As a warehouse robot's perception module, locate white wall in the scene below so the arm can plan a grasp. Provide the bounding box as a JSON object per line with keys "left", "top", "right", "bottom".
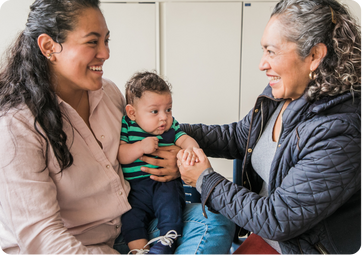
{"left": 0, "top": 0, "right": 34, "bottom": 64}
{"left": 0, "top": 0, "right": 360, "bottom": 180}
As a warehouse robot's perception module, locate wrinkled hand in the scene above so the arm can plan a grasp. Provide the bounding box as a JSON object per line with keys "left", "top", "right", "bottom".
{"left": 177, "top": 147, "right": 211, "bottom": 187}
{"left": 141, "top": 137, "right": 159, "bottom": 154}
{"left": 140, "top": 145, "right": 181, "bottom": 182}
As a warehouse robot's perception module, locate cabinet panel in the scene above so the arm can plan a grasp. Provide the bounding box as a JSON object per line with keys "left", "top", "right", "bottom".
{"left": 161, "top": 2, "right": 242, "bottom": 179}
{"left": 340, "top": 0, "right": 361, "bottom": 23}
{"left": 100, "top": 3, "right": 157, "bottom": 94}
{"left": 0, "top": 0, "right": 33, "bottom": 63}
{"left": 161, "top": 2, "right": 241, "bottom": 125}
{"left": 240, "top": 1, "right": 277, "bottom": 120}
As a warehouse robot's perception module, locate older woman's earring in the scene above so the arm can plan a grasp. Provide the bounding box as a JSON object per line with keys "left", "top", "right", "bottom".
{"left": 309, "top": 70, "right": 316, "bottom": 80}
{"left": 47, "top": 53, "right": 53, "bottom": 60}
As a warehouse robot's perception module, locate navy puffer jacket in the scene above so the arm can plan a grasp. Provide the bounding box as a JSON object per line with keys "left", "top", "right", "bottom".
{"left": 181, "top": 86, "right": 361, "bottom": 254}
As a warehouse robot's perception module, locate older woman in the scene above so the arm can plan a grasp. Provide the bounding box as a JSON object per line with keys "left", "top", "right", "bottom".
{"left": 175, "top": 0, "right": 361, "bottom": 253}
{"left": 0, "top": 0, "right": 234, "bottom": 253}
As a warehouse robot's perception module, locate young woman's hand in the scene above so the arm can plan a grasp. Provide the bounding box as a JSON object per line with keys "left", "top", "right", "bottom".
{"left": 177, "top": 148, "right": 211, "bottom": 187}
{"left": 140, "top": 145, "right": 181, "bottom": 182}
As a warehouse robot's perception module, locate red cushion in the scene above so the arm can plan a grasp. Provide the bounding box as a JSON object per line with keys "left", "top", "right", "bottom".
{"left": 233, "top": 233, "right": 279, "bottom": 254}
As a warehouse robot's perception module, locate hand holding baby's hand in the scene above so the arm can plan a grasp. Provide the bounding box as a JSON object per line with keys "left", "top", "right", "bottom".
{"left": 182, "top": 147, "right": 199, "bottom": 166}
{"left": 141, "top": 137, "right": 159, "bottom": 154}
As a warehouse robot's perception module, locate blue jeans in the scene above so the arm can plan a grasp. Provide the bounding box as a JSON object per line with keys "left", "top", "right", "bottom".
{"left": 114, "top": 203, "right": 235, "bottom": 254}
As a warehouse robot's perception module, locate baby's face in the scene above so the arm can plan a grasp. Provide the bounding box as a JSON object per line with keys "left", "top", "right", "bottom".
{"left": 132, "top": 91, "right": 173, "bottom": 135}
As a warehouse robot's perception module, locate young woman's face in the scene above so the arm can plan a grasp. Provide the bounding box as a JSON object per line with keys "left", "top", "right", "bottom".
{"left": 259, "top": 16, "right": 311, "bottom": 100}
{"left": 51, "top": 7, "right": 110, "bottom": 93}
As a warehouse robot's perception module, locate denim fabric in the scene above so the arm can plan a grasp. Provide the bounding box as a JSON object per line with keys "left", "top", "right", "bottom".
{"left": 114, "top": 203, "right": 235, "bottom": 254}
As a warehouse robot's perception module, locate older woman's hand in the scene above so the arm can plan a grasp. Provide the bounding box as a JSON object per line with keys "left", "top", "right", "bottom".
{"left": 177, "top": 147, "right": 211, "bottom": 187}
{"left": 140, "top": 145, "right": 181, "bottom": 182}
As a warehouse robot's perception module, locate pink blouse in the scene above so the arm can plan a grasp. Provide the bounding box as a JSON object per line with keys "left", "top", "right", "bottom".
{"left": 0, "top": 78, "right": 131, "bottom": 254}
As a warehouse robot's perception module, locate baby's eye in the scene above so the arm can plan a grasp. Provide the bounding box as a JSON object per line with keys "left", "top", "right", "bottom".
{"left": 151, "top": 110, "right": 158, "bottom": 114}
{"left": 166, "top": 108, "right": 172, "bottom": 113}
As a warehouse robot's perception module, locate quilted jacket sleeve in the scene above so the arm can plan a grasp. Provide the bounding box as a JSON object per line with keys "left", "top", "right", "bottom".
{"left": 200, "top": 117, "right": 361, "bottom": 241}
{"left": 180, "top": 110, "right": 252, "bottom": 160}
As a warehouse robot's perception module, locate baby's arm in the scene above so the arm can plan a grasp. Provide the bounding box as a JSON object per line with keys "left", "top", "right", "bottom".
{"left": 175, "top": 135, "right": 200, "bottom": 166}
{"left": 118, "top": 137, "right": 159, "bottom": 164}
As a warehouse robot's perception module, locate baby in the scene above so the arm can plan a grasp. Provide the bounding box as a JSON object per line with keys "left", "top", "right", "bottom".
{"left": 118, "top": 71, "right": 199, "bottom": 254}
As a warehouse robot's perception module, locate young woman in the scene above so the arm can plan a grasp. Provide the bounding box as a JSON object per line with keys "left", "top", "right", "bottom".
{"left": 0, "top": 0, "right": 234, "bottom": 253}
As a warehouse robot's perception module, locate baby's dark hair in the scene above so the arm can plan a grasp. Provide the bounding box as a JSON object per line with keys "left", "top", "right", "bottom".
{"left": 125, "top": 71, "right": 172, "bottom": 105}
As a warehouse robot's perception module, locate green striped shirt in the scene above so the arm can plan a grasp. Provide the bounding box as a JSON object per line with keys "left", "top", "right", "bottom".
{"left": 120, "top": 115, "right": 186, "bottom": 180}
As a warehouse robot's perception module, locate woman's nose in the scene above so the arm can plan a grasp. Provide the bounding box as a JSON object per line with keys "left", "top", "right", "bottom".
{"left": 259, "top": 54, "right": 270, "bottom": 71}
{"left": 98, "top": 43, "right": 110, "bottom": 61}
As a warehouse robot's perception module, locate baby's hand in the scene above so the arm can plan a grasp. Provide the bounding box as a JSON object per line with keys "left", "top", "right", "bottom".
{"left": 182, "top": 147, "right": 199, "bottom": 166}
{"left": 141, "top": 137, "right": 159, "bottom": 154}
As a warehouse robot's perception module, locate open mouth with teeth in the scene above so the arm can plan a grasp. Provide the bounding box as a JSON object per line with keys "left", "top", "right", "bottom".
{"left": 89, "top": 66, "right": 103, "bottom": 71}
{"left": 268, "top": 76, "right": 281, "bottom": 83}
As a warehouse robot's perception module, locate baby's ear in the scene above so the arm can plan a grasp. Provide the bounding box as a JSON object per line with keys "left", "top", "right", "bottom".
{"left": 125, "top": 104, "right": 136, "bottom": 121}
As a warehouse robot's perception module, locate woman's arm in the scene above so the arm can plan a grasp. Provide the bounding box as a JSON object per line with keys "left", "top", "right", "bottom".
{"left": 180, "top": 111, "right": 252, "bottom": 160}
{"left": 0, "top": 111, "right": 90, "bottom": 254}
{"left": 181, "top": 118, "right": 361, "bottom": 241}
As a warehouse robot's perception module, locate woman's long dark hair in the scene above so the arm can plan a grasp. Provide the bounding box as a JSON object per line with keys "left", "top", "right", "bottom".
{"left": 0, "top": 0, "right": 100, "bottom": 172}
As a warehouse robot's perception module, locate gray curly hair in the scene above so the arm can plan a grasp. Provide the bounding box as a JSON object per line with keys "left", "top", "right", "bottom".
{"left": 271, "top": 0, "right": 361, "bottom": 102}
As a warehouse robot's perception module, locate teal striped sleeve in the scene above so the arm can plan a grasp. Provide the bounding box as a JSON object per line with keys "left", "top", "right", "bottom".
{"left": 172, "top": 118, "right": 186, "bottom": 142}
{"left": 120, "top": 116, "right": 129, "bottom": 142}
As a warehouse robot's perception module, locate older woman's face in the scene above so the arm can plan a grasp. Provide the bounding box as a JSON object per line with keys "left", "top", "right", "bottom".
{"left": 259, "top": 16, "right": 311, "bottom": 100}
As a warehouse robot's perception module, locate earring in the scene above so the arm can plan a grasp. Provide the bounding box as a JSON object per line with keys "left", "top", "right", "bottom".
{"left": 47, "top": 53, "right": 53, "bottom": 60}
{"left": 309, "top": 70, "right": 316, "bottom": 80}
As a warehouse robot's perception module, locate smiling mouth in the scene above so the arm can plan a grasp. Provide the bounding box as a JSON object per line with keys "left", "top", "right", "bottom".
{"left": 268, "top": 76, "right": 281, "bottom": 83}
{"left": 89, "top": 66, "right": 103, "bottom": 71}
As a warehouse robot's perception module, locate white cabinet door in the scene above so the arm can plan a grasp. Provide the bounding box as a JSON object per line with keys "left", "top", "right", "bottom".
{"left": 341, "top": 0, "right": 362, "bottom": 26}
{"left": 0, "top": 0, "right": 34, "bottom": 64}
{"left": 239, "top": 1, "right": 277, "bottom": 120}
{"left": 100, "top": 3, "right": 157, "bottom": 95}
{"left": 161, "top": 2, "right": 242, "bottom": 180}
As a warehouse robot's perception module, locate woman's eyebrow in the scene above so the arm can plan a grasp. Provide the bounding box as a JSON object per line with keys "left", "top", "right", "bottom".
{"left": 83, "top": 30, "right": 110, "bottom": 38}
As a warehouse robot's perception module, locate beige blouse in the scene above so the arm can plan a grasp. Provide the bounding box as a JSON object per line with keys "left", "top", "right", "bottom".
{"left": 0, "top": 78, "right": 131, "bottom": 254}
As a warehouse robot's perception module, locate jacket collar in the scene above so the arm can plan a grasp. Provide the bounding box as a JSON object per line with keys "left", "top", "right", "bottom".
{"left": 259, "top": 85, "right": 358, "bottom": 125}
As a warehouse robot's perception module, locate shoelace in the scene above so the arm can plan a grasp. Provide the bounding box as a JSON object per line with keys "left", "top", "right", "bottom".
{"left": 146, "top": 230, "right": 179, "bottom": 248}
{"left": 128, "top": 248, "right": 150, "bottom": 255}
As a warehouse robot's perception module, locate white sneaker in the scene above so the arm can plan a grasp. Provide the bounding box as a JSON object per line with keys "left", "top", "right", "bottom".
{"left": 128, "top": 248, "right": 150, "bottom": 254}
{"left": 146, "top": 230, "right": 179, "bottom": 248}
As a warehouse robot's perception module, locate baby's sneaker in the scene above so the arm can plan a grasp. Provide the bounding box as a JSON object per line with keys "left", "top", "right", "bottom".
{"left": 128, "top": 248, "right": 150, "bottom": 254}
{"left": 147, "top": 230, "right": 179, "bottom": 254}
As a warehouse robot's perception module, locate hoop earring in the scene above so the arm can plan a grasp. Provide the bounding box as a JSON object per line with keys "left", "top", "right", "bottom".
{"left": 309, "top": 70, "right": 316, "bottom": 80}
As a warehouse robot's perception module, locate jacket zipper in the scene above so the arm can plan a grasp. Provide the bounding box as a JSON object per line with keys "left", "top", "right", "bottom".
{"left": 256, "top": 101, "right": 264, "bottom": 144}
{"left": 315, "top": 242, "right": 329, "bottom": 254}
{"left": 241, "top": 96, "right": 282, "bottom": 190}
{"left": 275, "top": 101, "right": 286, "bottom": 150}
{"left": 241, "top": 96, "right": 281, "bottom": 190}
{"left": 297, "top": 239, "right": 304, "bottom": 254}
